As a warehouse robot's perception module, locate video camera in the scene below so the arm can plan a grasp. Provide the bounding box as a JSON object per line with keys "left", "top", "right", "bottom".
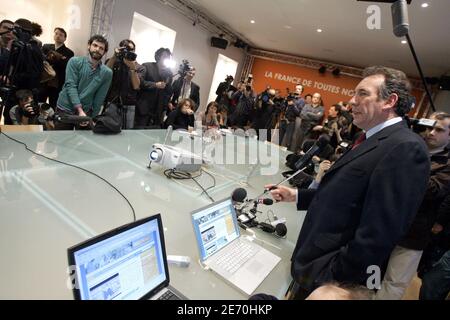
{"left": 116, "top": 47, "right": 137, "bottom": 62}
{"left": 178, "top": 59, "right": 194, "bottom": 78}
{"left": 407, "top": 117, "right": 437, "bottom": 134}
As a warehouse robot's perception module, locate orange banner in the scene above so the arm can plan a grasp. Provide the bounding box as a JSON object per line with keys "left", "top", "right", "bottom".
{"left": 250, "top": 57, "right": 424, "bottom": 115}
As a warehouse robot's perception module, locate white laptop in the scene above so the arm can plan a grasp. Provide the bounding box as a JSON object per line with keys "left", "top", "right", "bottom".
{"left": 191, "top": 198, "right": 281, "bottom": 295}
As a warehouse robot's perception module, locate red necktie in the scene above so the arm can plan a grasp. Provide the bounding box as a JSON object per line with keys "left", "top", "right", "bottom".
{"left": 352, "top": 133, "right": 366, "bottom": 150}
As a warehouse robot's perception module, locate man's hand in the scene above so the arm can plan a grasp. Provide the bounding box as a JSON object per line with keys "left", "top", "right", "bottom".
{"left": 124, "top": 58, "right": 136, "bottom": 70}
{"left": 313, "top": 125, "right": 323, "bottom": 132}
{"left": 265, "top": 185, "right": 297, "bottom": 203}
{"left": 167, "top": 103, "right": 175, "bottom": 111}
{"left": 77, "top": 108, "right": 89, "bottom": 127}
{"left": 156, "top": 82, "right": 166, "bottom": 89}
{"left": 316, "top": 160, "right": 332, "bottom": 184}
{"left": 432, "top": 223, "right": 444, "bottom": 235}
{"left": 24, "top": 104, "right": 35, "bottom": 115}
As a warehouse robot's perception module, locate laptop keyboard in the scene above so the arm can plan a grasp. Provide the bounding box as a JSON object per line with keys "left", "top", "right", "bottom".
{"left": 157, "top": 290, "right": 180, "bottom": 300}
{"left": 214, "top": 240, "right": 259, "bottom": 274}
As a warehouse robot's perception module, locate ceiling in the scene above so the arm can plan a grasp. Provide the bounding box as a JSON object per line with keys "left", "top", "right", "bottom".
{"left": 184, "top": 0, "right": 450, "bottom": 78}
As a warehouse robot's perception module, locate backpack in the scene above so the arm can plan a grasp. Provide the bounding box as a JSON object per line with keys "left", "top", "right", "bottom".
{"left": 93, "top": 103, "right": 122, "bottom": 134}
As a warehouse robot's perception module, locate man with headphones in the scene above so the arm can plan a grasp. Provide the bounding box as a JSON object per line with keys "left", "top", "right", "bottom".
{"left": 136, "top": 48, "right": 173, "bottom": 128}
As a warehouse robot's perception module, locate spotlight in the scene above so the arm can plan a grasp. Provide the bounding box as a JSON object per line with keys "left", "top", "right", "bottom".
{"left": 319, "top": 66, "right": 327, "bottom": 74}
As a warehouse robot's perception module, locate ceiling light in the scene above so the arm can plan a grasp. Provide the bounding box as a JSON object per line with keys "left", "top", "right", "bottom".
{"left": 401, "top": 40, "right": 407, "bottom": 44}
{"left": 284, "top": 25, "right": 292, "bottom": 29}
{"left": 250, "top": 20, "right": 255, "bottom": 24}
{"left": 317, "top": 29, "right": 323, "bottom": 33}
{"left": 421, "top": 3, "right": 429, "bottom": 8}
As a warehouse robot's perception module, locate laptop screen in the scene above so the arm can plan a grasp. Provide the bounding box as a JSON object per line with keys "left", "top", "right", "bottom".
{"left": 70, "top": 216, "right": 168, "bottom": 300}
{"left": 192, "top": 198, "right": 240, "bottom": 261}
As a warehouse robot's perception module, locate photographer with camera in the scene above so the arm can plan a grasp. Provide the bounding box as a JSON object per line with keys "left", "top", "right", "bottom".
{"left": 228, "top": 84, "right": 255, "bottom": 128}
{"left": 215, "top": 75, "right": 236, "bottom": 113}
{"left": 0, "top": 19, "right": 44, "bottom": 125}
{"left": 252, "top": 88, "right": 277, "bottom": 140}
{"left": 9, "top": 89, "right": 54, "bottom": 130}
{"left": 136, "top": 48, "right": 173, "bottom": 128}
{"left": 105, "top": 39, "right": 144, "bottom": 129}
{"left": 169, "top": 61, "right": 200, "bottom": 112}
{"left": 40, "top": 28, "right": 74, "bottom": 109}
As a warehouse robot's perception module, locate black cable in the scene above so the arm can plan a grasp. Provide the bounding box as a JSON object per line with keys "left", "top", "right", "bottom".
{"left": 0, "top": 129, "right": 137, "bottom": 222}
{"left": 163, "top": 168, "right": 215, "bottom": 203}
{"left": 405, "top": 34, "right": 436, "bottom": 113}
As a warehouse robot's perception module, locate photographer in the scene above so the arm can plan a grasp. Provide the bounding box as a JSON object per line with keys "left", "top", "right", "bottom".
{"left": 136, "top": 48, "right": 173, "bottom": 128}
{"left": 215, "top": 75, "right": 236, "bottom": 113}
{"left": 252, "top": 88, "right": 277, "bottom": 140}
{"left": 281, "top": 97, "right": 301, "bottom": 150}
{"left": 40, "top": 28, "right": 74, "bottom": 109}
{"left": 9, "top": 89, "right": 54, "bottom": 130}
{"left": 106, "top": 39, "right": 144, "bottom": 129}
{"left": 1, "top": 19, "right": 44, "bottom": 125}
{"left": 228, "top": 84, "right": 255, "bottom": 128}
{"left": 170, "top": 62, "right": 200, "bottom": 111}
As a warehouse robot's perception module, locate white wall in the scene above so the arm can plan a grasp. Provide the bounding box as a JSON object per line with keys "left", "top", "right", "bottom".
{"left": 0, "top": 0, "right": 94, "bottom": 56}
{"left": 434, "top": 90, "right": 450, "bottom": 114}
{"left": 109, "top": 0, "right": 245, "bottom": 112}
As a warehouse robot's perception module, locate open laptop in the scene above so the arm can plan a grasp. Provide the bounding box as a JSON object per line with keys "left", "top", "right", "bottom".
{"left": 191, "top": 198, "right": 281, "bottom": 295}
{"left": 67, "top": 214, "right": 187, "bottom": 300}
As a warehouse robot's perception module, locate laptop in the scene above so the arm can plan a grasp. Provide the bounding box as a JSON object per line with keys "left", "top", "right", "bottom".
{"left": 67, "top": 214, "right": 187, "bottom": 300}
{"left": 191, "top": 198, "right": 281, "bottom": 295}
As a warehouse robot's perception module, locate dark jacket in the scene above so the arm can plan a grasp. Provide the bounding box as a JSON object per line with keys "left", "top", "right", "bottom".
{"left": 293, "top": 121, "right": 430, "bottom": 293}
{"left": 164, "top": 109, "right": 194, "bottom": 130}
{"left": 106, "top": 60, "right": 145, "bottom": 106}
{"left": 42, "top": 44, "right": 74, "bottom": 90}
{"left": 399, "top": 148, "right": 450, "bottom": 250}
{"left": 171, "top": 78, "right": 200, "bottom": 111}
{"left": 136, "top": 62, "right": 172, "bottom": 125}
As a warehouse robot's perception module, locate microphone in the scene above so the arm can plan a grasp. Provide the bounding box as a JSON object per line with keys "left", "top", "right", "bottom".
{"left": 232, "top": 188, "right": 247, "bottom": 203}
{"left": 54, "top": 114, "right": 92, "bottom": 125}
{"left": 258, "top": 222, "right": 287, "bottom": 238}
{"left": 392, "top": 0, "right": 409, "bottom": 37}
{"left": 294, "top": 135, "right": 330, "bottom": 170}
{"left": 254, "top": 198, "right": 274, "bottom": 206}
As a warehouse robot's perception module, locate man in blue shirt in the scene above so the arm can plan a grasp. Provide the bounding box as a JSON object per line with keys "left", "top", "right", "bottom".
{"left": 55, "top": 35, "right": 112, "bottom": 130}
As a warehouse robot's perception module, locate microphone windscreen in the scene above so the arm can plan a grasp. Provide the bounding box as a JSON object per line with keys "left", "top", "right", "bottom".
{"left": 232, "top": 188, "right": 247, "bottom": 203}
{"left": 392, "top": 0, "right": 410, "bottom": 37}
{"left": 262, "top": 199, "right": 274, "bottom": 206}
{"left": 275, "top": 223, "right": 288, "bottom": 237}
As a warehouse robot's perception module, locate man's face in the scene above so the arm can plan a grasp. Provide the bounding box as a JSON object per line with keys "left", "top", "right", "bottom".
{"left": 186, "top": 69, "right": 195, "bottom": 81}
{"left": 0, "top": 22, "right": 15, "bottom": 42}
{"left": 19, "top": 96, "right": 33, "bottom": 108}
{"left": 329, "top": 106, "right": 338, "bottom": 118}
{"left": 296, "top": 85, "right": 304, "bottom": 95}
{"left": 312, "top": 93, "right": 321, "bottom": 105}
{"left": 349, "top": 75, "right": 394, "bottom": 131}
{"left": 424, "top": 117, "right": 450, "bottom": 150}
{"left": 88, "top": 40, "right": 106, "bottom": 61}
{"left": 54, "top": 30, "right": 66, "bottom": 44}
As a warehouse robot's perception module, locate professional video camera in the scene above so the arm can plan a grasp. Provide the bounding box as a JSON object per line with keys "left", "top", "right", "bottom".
{"left": 178, "top": 59, "right": 194, "bottom": 78}
{"left": 407, "top": 117, "right": 437, "bottom": 134}
{"left": 115, "top": 46, "right": 137, "bottom": 62}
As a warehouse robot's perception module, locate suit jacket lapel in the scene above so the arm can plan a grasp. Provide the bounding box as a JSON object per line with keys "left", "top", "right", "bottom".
{"left": 327, "top": 121, "right": 406, "bottom": 175}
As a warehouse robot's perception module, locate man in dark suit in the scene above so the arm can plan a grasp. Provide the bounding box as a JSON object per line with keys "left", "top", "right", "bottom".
{"left": 170, "top": 67, "right": 200, "bottom": 111}
{"left": 268, "top": 66, "right": 430, "bottom": 299}
{"left": 41, "top": 28, "right": 74, "bottom": 108}
{"left": 135, "top": 48, "right": 173, "bottom": 128}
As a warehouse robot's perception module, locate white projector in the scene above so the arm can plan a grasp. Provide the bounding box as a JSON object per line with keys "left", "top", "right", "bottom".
{"left": 149, "top": 144, "right": 203, "bottom": 172}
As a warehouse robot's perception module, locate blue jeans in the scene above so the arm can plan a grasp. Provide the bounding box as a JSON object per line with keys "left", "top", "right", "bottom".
{"left": 420, "top": 250, "right": 450, "bottom": 300}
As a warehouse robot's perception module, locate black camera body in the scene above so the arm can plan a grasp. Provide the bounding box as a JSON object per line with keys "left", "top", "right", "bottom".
{"left": 178, "top": 60, "right": 194, "bottom": 78}
{"left": 19, "top": 101, "right": 41, "bottom": 118}
{"left": 116, "top": 47, "right": 137, "bottom": 62}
